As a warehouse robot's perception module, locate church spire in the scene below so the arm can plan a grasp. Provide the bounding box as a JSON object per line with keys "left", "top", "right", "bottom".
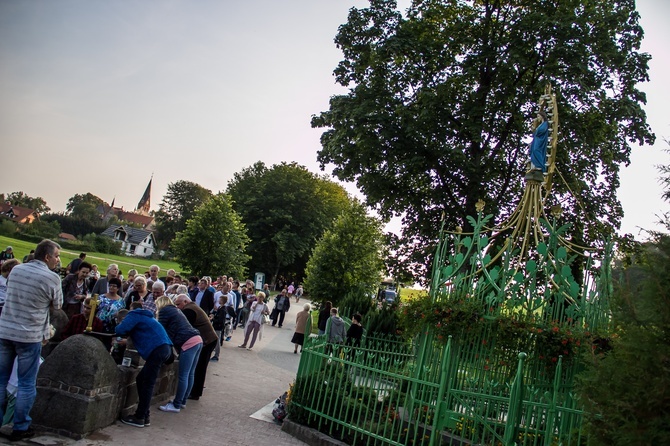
{"left": 136, "top": 175, "right": 152, "bottom": 215}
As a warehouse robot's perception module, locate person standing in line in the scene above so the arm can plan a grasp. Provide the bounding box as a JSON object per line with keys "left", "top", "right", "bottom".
{"left": 65, "top": 252, "right": 86, "bottom": 275}
{"left": 0, "top": 239, "right": 62, "bottom": 441}
{"left": 209, "top": 295, "right": 228, "bottom": 361}
{"left": 115, "top": 302, "right": 173, "bottom": 428}
{"left": 91, "top": 264, "right": 120, "bottom": 296}
{"left": 155, "top": 296, "right": 202, "bottom": 413}
{"left": 61, "top": 261, "right": 92, "bottom": 319}
{"left": 194, "top": 279, "right": 215, "bottom": 315}
{"left": 0, "top": 259, "right": 20, "bottom": 316}
{"left": 96, "top": 277, "right": 125, "bottom": 334}
{"left": 291, "top": 303, "right": 311, "bottom": 354}
{"left": 174, "top": 295, "right": 218, "bottom": 401}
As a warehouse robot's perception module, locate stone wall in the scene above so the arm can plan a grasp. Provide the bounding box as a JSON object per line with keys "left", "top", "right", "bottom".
{"left": 31, "top": 334, "right": 177, "bottom": 439}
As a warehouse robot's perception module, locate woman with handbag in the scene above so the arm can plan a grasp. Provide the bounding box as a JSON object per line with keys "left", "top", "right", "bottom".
{"left": 238, "top": 292, "right": 270, "bottom": 351}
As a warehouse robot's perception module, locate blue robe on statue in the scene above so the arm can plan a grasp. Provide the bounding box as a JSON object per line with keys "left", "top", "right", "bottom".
{"left": 529, "top": 120, "right": 549, "bottom": 172}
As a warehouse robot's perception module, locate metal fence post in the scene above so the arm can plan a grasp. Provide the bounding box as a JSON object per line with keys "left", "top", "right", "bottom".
{"left": 503, "top": 352, "right": 527, "bottom": 446}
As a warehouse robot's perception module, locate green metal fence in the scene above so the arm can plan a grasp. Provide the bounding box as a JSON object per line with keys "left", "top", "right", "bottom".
{"left": 290, "top": 332, "right": 591, "bottom": 446}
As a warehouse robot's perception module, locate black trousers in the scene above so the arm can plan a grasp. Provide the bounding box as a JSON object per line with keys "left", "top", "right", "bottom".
{"left": 272, "top": 310, "right": 286, "bottom": 327}
{"left": 190, "top": 340, "right": 216, "bottom": 398}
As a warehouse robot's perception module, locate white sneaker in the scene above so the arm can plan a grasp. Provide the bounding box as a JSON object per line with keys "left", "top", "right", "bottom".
{"left": 159, "top": 402, "right": 180, "bottom": 413}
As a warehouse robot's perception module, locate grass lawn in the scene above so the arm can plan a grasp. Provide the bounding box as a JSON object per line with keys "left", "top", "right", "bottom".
{"left": 0, "top": 235, "right": 182, "bottom": 275}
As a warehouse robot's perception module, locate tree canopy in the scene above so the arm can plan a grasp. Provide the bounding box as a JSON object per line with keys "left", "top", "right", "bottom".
{"left": 66, "top": 193, "right": 105, "bottom": 224}
{"left": 304, "top": 200, "right": 386, "bottom": 306}
{"left": 154, "top": 180, "right": 213, "bottom": 248}
{"left": 226, "top": 161, "right": 352, "bottom": 284}
{"left": 171, "top": 194, "right": 250, "bottom": 278}
{"left": 2, "top": 191, "right": 50, "bottom": 214}
{"left": 313, "top": 0, "right": 654, "bottom": 280}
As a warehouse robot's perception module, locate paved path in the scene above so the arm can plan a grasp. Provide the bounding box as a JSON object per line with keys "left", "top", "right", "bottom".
{"left": 1, "top": 302, "right": 313, "bottom": 446}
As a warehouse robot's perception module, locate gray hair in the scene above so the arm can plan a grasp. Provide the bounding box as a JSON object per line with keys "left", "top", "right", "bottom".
{"left": 107, "top": 263, "right": 119, "bottom": 273}
{"left": 152, "top": 280, "right": 166, "bottom": 292}
{"left": 34, "top": 239, "right": 60, "bottom": 262}
{"left": 176, "top": 285, "right": 188, "bottom": 295}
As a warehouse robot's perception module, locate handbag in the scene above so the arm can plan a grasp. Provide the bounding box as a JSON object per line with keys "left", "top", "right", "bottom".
{"left": 262, "top": 313, "right": 270, "bottom": 325}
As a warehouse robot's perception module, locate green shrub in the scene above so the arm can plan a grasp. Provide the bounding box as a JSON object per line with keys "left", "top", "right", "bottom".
{"left": 0, "top": 220, "right": 17, "bottom": 237}
{"left": 577, "top": 234, "right": 670, "bottom": 445}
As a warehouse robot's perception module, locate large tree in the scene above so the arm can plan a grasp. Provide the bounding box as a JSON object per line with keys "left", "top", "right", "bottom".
{"left": 313, "top": 0, "right": 654, "bottom": 280}
{"left": 171, "top": 194, "right": 250, "bottom": 278}
{"left": 227, "top": 162, "right": 352, "bottom": 284}
{"left": 154, "top": 180, "right": 213, "bottom": 248}
{"left": 3, "top": 191, "right": 50, "bottom": 214}
{"left": 304, "top": 201, "right": 385, "bottom": 306}
{"left": 66, "top": 193, "right": 105, "bottom": 224}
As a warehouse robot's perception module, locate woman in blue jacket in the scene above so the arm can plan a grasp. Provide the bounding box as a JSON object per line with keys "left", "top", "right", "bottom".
{"left": 155, "top": 296, "right": 203, "bottom": 413}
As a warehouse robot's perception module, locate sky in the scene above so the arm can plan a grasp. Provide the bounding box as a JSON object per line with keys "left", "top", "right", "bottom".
{"left": 0, "top": 0, "right": 668, "bottom": 239}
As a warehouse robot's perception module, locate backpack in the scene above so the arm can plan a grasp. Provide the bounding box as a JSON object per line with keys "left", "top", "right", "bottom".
{"left": 272, "top": 392, "right": 288, "bottom": 422}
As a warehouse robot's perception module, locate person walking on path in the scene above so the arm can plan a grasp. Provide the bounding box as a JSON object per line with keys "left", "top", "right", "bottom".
{"left": 291, "top": 303, "right": 311, "bottom": 354}
{"left": 271, "top": 289, "right": 290, "bottom": 328}
{"left": 239, "top": 293, "right": 270, "bottom": 351}
{"left": 115, "top": 302, "right": 173, "bottom": 428}
{"left": 294, "top": 285, "right": 303, "bottom": 303}
{"left": 0, "top": 239, "right": 62, "bottom": 442}
{"left": 174, "top": 294, "right": 217, "bottom": 401}
{"left": 155, "top": 296, "right": 202, "bottom": 413}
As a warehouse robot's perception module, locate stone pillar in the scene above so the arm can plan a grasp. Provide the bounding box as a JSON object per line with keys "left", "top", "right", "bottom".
{"left": 32, "top": 335, "right": 122, "bottom": 438}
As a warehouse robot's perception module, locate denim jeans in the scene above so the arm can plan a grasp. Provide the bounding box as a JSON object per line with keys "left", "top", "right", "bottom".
{"left": 135, "top": 343, "right": 172, "bottom": 420}
{"left": 173, "top": 342, "right": 202, "bottom": 408}
{"left": 0, "top": 338, "right": 43, "bottom": 431}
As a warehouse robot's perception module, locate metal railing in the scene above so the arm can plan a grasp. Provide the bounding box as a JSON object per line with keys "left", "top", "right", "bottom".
{"left": 290, "top": 333, "right": 591, "bottom": 446}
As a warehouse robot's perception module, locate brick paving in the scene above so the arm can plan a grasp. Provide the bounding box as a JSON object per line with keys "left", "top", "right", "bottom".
{"left": 0, "top": 301, "right": 312, "bottom": 446}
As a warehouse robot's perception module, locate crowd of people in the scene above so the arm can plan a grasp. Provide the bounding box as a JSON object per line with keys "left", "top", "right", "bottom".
{"left": 0, "top": 239, "right": 355, "bottom": 437}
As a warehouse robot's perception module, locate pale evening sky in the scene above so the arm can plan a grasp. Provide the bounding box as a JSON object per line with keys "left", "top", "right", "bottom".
{"left": 0, "top": 0, "right": 668, "bottom": 238}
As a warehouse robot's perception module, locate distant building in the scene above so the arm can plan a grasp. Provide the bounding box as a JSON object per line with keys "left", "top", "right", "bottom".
{"left": 58, "top": 232, "right": 77, "bottom": 242}
{"left": 101, "top": 225, "right": 157, "bottom": 257}
{"left": 0, "top": 203, "right": 39, "bottom": 224}
{"left": 96, "top": 177, "right": 155, "bottom": 229}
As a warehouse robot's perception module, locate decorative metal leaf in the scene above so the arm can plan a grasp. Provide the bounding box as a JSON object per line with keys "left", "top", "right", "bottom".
{"left": 526, "top": 260, "right": 537, "bottom": 272}
{"left": 557, "top": 246, "right": 567, "bottom": 260}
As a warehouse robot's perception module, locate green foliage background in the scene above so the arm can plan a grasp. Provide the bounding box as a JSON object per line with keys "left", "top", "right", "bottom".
{"left": 304, "top": 201, "right": 385, "bottom": 307}
{"left": 172, "top": 194, "right": 250, "bottom": 278}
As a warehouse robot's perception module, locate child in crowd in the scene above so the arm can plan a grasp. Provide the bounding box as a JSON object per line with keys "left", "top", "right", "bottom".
{"left": 209, "top": 295, "right": 227, "bottom": 361}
